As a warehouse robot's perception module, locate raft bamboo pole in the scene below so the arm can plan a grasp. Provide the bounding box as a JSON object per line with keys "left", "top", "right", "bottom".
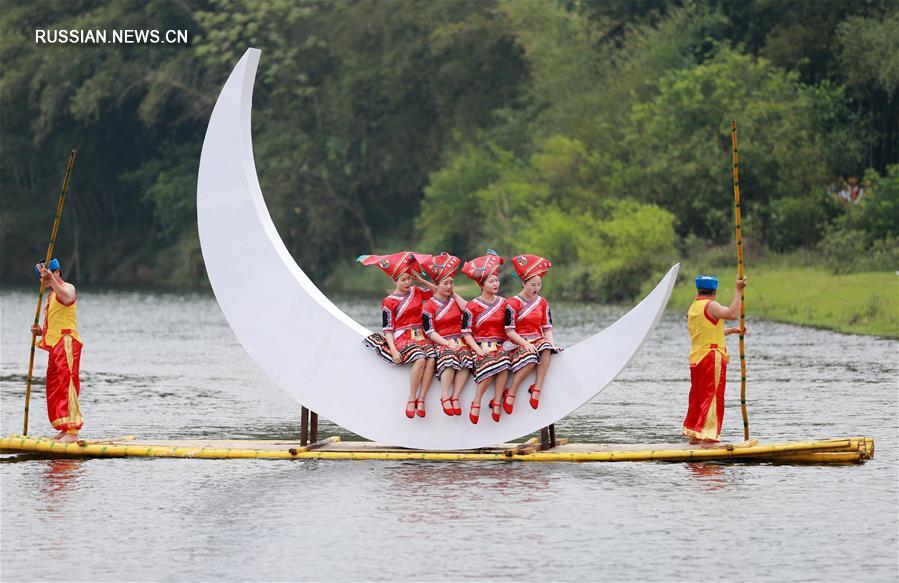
{"left": 765, "top": 451, "right": 861, "bottom": 464}
{"left": 23, "top": 149, "right": 77, "bottom": 435}
{"left": 731, "top": 121, "right": 749, "bottom": 441}
{"left": 0, "top": 435, "right": 871, "bottom": 463}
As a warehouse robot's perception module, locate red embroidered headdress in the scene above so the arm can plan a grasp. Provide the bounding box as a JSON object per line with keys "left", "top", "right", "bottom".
{"left": 511, "top": 254, "right": 552, "bottom": 282}
{"left": 511, "top": 254, "right": 552, "bottom": 281}
{"left": 413, "top": 252, "right": 460, "bottom": 283}
{"left": 356, "top": 251, "right": 420, "bottom": 280}
{"left": 462, "top": 250, "right": 504, "bottom": 287}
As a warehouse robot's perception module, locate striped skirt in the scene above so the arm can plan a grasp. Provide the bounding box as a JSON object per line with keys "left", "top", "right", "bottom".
{"left": 503, "top": 338, "right": 561, "bottom": 373}
{"left": 471, "top": 341, "right": 511, "bottom": 384}
{"left": 363, "top": 331, "right": 431, "bottom": 365}
{"left": 434, "top": 338, "right": 473, "bottom": 379}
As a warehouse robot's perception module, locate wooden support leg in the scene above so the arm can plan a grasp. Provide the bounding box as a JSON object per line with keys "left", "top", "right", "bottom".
{"left": 539, "top": 424, "right": 557, "bottom": 451}
{"left": 310, "top": 411, "right": 318, "bottom": 443}
{"left": 300, "top": 406, "right": 309, "bottom": 446}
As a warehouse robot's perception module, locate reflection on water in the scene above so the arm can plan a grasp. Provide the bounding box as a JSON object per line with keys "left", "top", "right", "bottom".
{"left": 381, "top": 462, "right": 554, "bottom": 526}
{"left": 685, "top": 462, "right": 730, "bottom": 491}
{"left": 1, "top": 288, "right": 896, "bottom": 581}
{"left": 40, "top": 458, "right": 85, "bottom": 500}
{"left": 30, "top": 458, "right": 86, "bottom": 565}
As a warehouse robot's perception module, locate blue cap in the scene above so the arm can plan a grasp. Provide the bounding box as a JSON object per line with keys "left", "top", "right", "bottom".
{"left": 34, "top": 258, "right": 60, "bottom": 278}
{"left": 695, "top": 275, "right": 718, "bottom": 291}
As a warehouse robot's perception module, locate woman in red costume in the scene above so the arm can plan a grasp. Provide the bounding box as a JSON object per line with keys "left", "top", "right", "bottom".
{"left": 415, "top": 252, "right": 472, "bottom": 417}
{"left": 358, "top": 251, "right": 438, "bottom": 418}
{"left": 502, "top": 254, "right": 560, "bottom": 413}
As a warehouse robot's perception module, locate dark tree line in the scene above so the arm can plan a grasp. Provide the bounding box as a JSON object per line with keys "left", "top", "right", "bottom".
{"left": 2, "top": 0, "right": 896, "bottom": 295}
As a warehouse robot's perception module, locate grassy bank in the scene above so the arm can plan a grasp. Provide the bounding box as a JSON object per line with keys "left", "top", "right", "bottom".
{"left": 669, "top": 268, "right": 899, "bottom": 338}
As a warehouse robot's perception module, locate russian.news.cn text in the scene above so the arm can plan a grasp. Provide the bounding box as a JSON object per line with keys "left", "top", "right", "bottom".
{"left": 35, "top": 29, "right": 189, "bottom": 44}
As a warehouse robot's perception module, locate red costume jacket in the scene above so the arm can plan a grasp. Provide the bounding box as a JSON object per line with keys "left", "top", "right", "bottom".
{"left": 382, "top": 286, "right": 433, "bottom": 338}
{"left": 422, "top": 296, "right": 464, "bottom": 340}
{"left": 505, "top": 295, "right": 553, "bottom": 340}
{"left": 461, "top": 297, "right": 509, "bottom": 343}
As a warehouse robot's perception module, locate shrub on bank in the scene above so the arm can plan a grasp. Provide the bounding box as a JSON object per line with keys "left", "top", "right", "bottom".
{"left": 820, "top": 165, "right": 899, "bottom": 273}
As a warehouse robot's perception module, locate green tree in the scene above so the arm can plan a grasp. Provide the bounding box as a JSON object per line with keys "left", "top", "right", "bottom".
{"left": 575, "top": 201, "right": 678, "bottom": 301}
{"left": 0, "top": 0, "right": 209, "bottom": 283}
{"left": 820, "top": 165, "right": 899, "bottom": 273}
{"left": 620, "top": 48, "right": 861, "bottom": 244}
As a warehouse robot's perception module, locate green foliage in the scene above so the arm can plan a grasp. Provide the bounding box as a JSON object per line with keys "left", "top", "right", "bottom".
{"left": 0, "top": 0, "right": 206, "bottom": 283}
{"left": 418, "top": 3, "right": 864, "bottom": 299}
{"left": 2, "top": 0, "right": 898, "bottom": 292}
{"left": 847, "top": 165, "right": 899, "bottom": 241}
{"left": 836, "top": 11, "right": 899, "bottom": 98}
{"left": 574, "top": 201, "right": 678, "bottom": 301}
{"left": 1, "top": 0, "right": 528, "bottom": 285}
{"left": 621, "top": 48, "right": 861, "bottom": 242}
{"left": 820, "top": 165, "right": 899, "bottom": 272}
{"left": 416, "top": 144, "right": 504, "bottom": 256}
{"left": 499, "top": 0, "right": 605, "bottom": 141}
{"left": 417, "top": 133, "right": 678, "bottom": 301}
{"left": 124, "top": 142, "right": 202, "bottom": 241}
{"left": 765, "top": 188, "right": 845, "bottom": 251}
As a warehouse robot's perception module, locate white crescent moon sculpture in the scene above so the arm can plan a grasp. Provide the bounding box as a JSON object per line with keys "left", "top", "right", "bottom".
{"left": 197, "top": 48, "right": 679, "bottom": 450}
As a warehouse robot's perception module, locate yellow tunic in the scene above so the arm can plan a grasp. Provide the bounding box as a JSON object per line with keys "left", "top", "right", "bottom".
{"left": 40, "top": 291, "right": 81, "bottom": 350}
{"left": 687, "top": 298, "right": 728, "bottom": 365}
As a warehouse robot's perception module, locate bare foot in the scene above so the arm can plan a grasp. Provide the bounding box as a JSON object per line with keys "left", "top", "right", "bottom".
{"left": 688, "top": 438, "right": 701, "bottom": 445}
{"left": 56, "top": 433, "right": 80, "bottom": 443}
{"left": 699, "top": 440, "right": 720, "bottom": 449}
{"left": 52, "top": 430, "right": 67, "bottom": 440}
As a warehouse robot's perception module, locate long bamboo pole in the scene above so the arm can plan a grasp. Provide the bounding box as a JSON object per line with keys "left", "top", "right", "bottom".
{"left": 23, "top": 149, "right": 77, "bottom": 435}
{"left": 730, "top": 121, "right": 749, "bottom": 440}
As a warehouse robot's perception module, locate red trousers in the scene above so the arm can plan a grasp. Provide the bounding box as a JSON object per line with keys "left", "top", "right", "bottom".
{"left": 46, "top": 334, "right": 83, "bottom": 432}
{"left": 682, "top": 350, "right": 726, "bottom": 441}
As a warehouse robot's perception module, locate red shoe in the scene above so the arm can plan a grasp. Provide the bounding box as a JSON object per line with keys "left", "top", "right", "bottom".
{"left": 405, "top": 400, "right": 416, "bottom": 419}
{"left": 416, "top": 397, "right": 426, "bottom": 418}
{"left": 451, "top": 398, "right": 462, "bottom": 416}
{"left": 469, "top": 402, "right": 481, "bottom": 424}
{"left": 528, "top": 384, "right": 541, "bottom": 410}
{"left": 489, "top": 399, "right": 501, "bottom": 423}
{"left": 502, "top": 388, "right": 515, "bottom": 415}
{"left": 441, "top": 397, "right": 455, "bottom": 416}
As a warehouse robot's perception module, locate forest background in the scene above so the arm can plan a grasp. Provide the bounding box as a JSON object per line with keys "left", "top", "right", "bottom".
{"left": 2, "top": 0, "right": 897, "bottom": 330}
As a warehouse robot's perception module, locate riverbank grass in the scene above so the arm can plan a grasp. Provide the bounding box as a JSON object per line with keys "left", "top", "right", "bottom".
{"left": 669, "top": 269, "right": 898, "bottom": 338}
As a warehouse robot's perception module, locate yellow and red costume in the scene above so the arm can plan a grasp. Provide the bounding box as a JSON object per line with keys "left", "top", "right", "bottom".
{"left": 416, "top": 253, "right": 473, "bottom": 378}
{"left": 682, "top": 296, "right": 729, "bottom": 441}
{"left": 503, "top": 254, "right": 559, "bottom": 372}
{"left": 39, "top": 290, "right": 84, "bottom": 433}
{"left": 358, "top": 251, "right": 434, "bottom": 364}
{"left": 461, "top": 252, "right": 511, "bottom": 383}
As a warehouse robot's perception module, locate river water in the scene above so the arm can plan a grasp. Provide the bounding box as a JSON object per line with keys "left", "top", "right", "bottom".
{"left": 1, "top": 288, "right": 896, "bottom": 581}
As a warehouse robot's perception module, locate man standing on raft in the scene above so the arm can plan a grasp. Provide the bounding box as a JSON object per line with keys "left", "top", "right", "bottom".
{"left": 683, "top": 274, "right": 746, "bottom": 445}
{"left": 30, "top": 259, "right": 84, "bottom": 442}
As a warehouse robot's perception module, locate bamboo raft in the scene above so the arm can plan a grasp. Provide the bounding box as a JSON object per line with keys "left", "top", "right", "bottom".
{"left": 0, "top": 435, "right": 874, "bottom": 464}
